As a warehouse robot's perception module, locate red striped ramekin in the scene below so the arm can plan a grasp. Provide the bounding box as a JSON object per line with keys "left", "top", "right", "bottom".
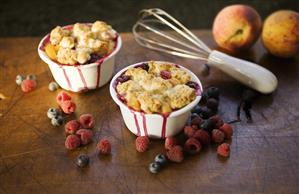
{"left": 38, "top": 25, "right": 122, "bottom": 92}
{"left": 110, "top": 61, "right": 203, "bottom": 139}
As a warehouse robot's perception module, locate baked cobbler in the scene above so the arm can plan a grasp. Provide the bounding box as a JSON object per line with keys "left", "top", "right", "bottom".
{"left": 44, "top": 21, "right": 117, "bottom": 65}
{"left": 115, "top": 61, "right": 199, "bottom": 114}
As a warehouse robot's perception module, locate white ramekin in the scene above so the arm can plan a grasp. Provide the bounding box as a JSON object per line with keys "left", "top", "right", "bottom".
{"left": 38, "top": 26, "right": 122, "bottom": 92}
{"left": 110, "top": 61, "right": 203, "bottom": 139}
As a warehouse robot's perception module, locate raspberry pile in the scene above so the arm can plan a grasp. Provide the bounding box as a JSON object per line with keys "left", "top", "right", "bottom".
{"left": 16, "top": 74, "right": 37, "bottom": 93}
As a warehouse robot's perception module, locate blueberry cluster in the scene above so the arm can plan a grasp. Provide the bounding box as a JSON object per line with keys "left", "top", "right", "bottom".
{"left": 47, "top": 108, "right": 64, "bottom": 126}
{"left": 149, "top": 154, "right": 168, "bottom": 174}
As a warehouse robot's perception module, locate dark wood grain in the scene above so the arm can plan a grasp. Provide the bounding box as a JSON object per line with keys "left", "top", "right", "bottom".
{"left": 0, "top": 31, "right": 299, "bottom": 194}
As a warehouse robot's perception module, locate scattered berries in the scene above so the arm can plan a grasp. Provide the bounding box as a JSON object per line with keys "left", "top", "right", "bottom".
{"left": 219, "top": 123, "right": 233, "bottom": 139}
{"left": 65, "top": 120, "right": 81, "bottom": 135}
{"left": 184, "top": 126, "right": 196, "bottom": 138}
{"left": 193, "top": 129, "right": 210, "bottom": 145}
{"left": 79, "top": 114, "right": 95, "bottom": 129}
{"left": 76, "top": 129, "right": 93, "bottom": 145}
{"left": 16, "top": 75, "right": 25, "bottom": 85}
{"left": 166, "top": 145, "right": 184, "bottom": 163}
{"left": 48, "top": 81, "right": 59, "bottom": 91}
{"left": 56, "top": 91, "right": 71, "bottom": 104}
{"left": 165, "top": 136, "right": 177, "bottom": 150}
{"left": 21, "top": 79, "right": 37, "bottom": 93}
{"left": 217, "top": 143, "right": 230, "bottom": 157}
{"left": 184, "top": 138, "right": 202, "bottom": 155}
{"left": 154, "top": 154, "right": 168, "bottom": 166}
{"left": 97, "top": 138, "right": 111, "bottom": 154}
{"left": 135, "top": 136, "right": 150, "bottom": 152}
{"left": 149, "top": 162, "right": 161, "bottom": 174}
{"left": 65, "top": 134, "right": 80, "bottom": 150}
{"left": 212, "top": 129, "right": 225, "bottom": 143}
{"left": 51, "top": 115, "right": 64, "bottom": 126}
{"left": 75, "top": 154, "right": 90, "bottom": 168}
{"left": 47, "top": 108, "right": 61, "bottom": 119}
{"left": 60, "top": 100, "right": 76, "bottom": 114}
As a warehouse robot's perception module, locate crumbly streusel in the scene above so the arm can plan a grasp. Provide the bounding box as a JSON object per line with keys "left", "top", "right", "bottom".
{"left": 116, "top": 61, "right": 196, "bottom": 114}
{"left": 47, "top": 21, "right": 117, "bottom": 65}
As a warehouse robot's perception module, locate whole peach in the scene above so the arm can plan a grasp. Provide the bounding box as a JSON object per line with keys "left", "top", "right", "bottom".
{"left": 212, "top": 5, "right": 262, "bottom": 52}
{"left": 262, "top": 10, "right": 299, "bottom": 58}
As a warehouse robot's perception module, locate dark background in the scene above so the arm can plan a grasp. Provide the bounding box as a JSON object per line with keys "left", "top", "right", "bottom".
{"left": 0, "top": 0, "right": 298, "bottom": 37}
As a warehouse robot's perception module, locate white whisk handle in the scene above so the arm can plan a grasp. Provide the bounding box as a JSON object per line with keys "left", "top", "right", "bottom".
{"left": 207, "top": 50, "right": 278, "bottom": 94}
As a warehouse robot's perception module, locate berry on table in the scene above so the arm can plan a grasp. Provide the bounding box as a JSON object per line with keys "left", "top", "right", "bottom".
{"left": 206, "top": 98, "right": 219, "bottom": 111}
{"left": 149, "top": 162, "right": 161, "bottom": 174}
{"left": 193, "top": 129, "right": 210, "bottom": 145}
{"left": 154, "top": 154, "right": 168, "bottom": 166}
{"left": 56, "top": 91, "right": 71, "bottom": 104}
{"left": 206, "top": 87, "right": 220, "bottom": 99}
{"left": 184, "top": 126, "right": 196, "bottom": 138}
{"left": 135, "top": 136, "right": 150, "bottom": 152}
{"left": 47, "top": 108, "right": 61, "bottom": 119}
{"left": 51, "top": 115, "right": 64, "bottom": 126}
{"left": 217, "top": 143, "right": 230, "bottom": 157}
{"left": 21, "top": 79, "right": 37, "bottom": 92}
{"left": 48, "top": 81, "right": 59, "bottom": 91}
{"left": 65, "top": 134, "right": 81, "bottom": 150}
{"left": 65, "top": 120, "right": 81, "bottom": 135}
{"left": 200, "top": 119, "right": 215, "bottom": 132}
{"left": 212, "top": 129, "right": 225, "bottom": 143}
{"left": 191, "top": 105, "right": 202, "bottom": 115}
{"left": 97, "top": 138, "right": 111, "bottom": 154}
{"left": 60, "top": 100, "right": 76, "bottom": 114}
{"left": 75, "top": 154, "right": 90, "bottom": 168}
{"left": 16, "top": 75, "right": 25, "bottom": 85}
{"left": 26, "top": 74, "right": 37, "bottom": 80}
{"left": 76, "top": 129, "right": 93, "bottom": 145}
{"left": 79, "top": 114, "right": 95, "bottom": 129}
{"left": 184, "top": 137, "right": 202, "bottom": 155}
{"left": 166, "top": 145, "right": 184, "bottom": 163}
{"left": 165, "top": 136, "right": 177, "bottom": 150}
{"left": 209, "top": 115, "right": 224, "bottom": 129}
{"left": 219, "top": 123, "right": 233, "bottom": 139}
{"left": 200, "top": 107, "right": 214, "bottom": 119}
{"left": 191, "top": 115, "right": 202, "bottom": 126}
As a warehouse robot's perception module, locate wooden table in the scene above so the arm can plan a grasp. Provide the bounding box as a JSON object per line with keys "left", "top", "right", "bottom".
{"left": 0, "top": 31, "right": 299, "bottom": 194}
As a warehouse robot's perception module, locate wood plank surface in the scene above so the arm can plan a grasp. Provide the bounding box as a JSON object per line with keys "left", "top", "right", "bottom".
{"left": 0, "top": 31, "right": 299, "bottom": 194}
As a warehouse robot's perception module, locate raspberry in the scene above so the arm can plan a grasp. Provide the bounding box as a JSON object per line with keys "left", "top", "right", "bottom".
{"left": 65, "top": 120, "right": 80, "bottom": 134}
{"left": 79, "top": 114, "right": 95, "bottom": 129}
{"left": 193, "top": 129, "right": 210, "bottom": 145}
{"left": 184, "top": 126, "right": 196, "bottom": 138}
{"left": 65, "top": 134, "right": 80, "bottom": 150}
{"left": 135, "top": 136, "right": 150, "bottom": 152}
{"left": 97, "top": 138, "right": 111, "bottom": 154}
{"left": 212, "top": 129, "right": 225, "bottom": 143}
{"left": 191, "top": 116, "right": 202, "bottom": 126}
{"left": 219, "top": 123, "right": 233, "bottom": 139}
{"left": 21, "top": 79, "right": 37, "bottom": 93}
{"left": 191, "top": 124, "right": 198, "bottom": 130}
{"left": 217, "top": 143, "right": 230, "bottom": 157}
{"left": 165, "top": 136, "right": 177, "bottom": 150}
{"left": 166, "top": 145, "right": 184, "bottom": 163}
{"left": 210, "top": 115, "right": 224, "bottom": 129}
{"left": 76, "top": 129, "right": 93, "bottom": 145}
{"left": 56, "top": 91, "right": 71, "bottom": 104}
{"left": 160, "top": 70, "right": 171, "bottom": 79}
{"left": 184, "top": 137, "right": 202, "bottom": 155}
{"left": 60, "top": 100, "right": 76, "bottom": 114}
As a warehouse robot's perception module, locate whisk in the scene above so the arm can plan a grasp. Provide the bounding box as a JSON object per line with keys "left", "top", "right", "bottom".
{"left": 132, "top": 8, "right": 278, "bottom": 94}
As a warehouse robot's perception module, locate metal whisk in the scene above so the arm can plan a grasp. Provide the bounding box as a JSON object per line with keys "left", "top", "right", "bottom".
{"left": 133, "top": 8, "right": 278, "bottom": 94}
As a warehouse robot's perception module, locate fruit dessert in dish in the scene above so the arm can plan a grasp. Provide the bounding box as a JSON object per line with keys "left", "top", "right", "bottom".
{"left": 38, "top": 21, "right": 122, "bottom": 92}
{"left": 115, "top": 61, "right": 199, "bottom": 114}
{"left": 110, "top": 61, "right": 202, "bottom": 138}
{"left": 44, "top": 21, "right": 117, "bottom": 65}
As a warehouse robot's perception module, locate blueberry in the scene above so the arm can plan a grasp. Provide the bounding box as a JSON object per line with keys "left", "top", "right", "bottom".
{"left": 191, "top": 113, "right": 199, "bottom": 120}
{"left": 206, "top": 87, "right": 220, "bottom": 99}
{"left": 200, "top": 107, "right": 214, "bottom": 119}
{"left": 242, "top": 88, "right": 258, "bottom": 103}
{"left": 51, "top": 115, "right": 64, "bottom": 126}
{"left": 16, "top": 75, "right": 25, "bottom": 85}
{"left": 26, "top": 74, "right": 36, "bottom": 81}
{"left": 191, "top": 105, "right": 202, "bottom": 115}
{"left": 149, "top": 162, "right": 161, "bottom": 174}
{"left": 48, "top": 81, "right": 59, "bottom": 91}
{"left": 154, "top": 154, "right": 167, "bottom": 166}
{"left": 75, "top": 154, "right": 89, "bottom": 168}
{"left": 47, "top": 108, "right": 61, "bottom": 119}
{"left": 206, "top": 98, "right": 219, "bottom": 111}
{"left": 200, "top": 119, "right": 215, "bottom": 132}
